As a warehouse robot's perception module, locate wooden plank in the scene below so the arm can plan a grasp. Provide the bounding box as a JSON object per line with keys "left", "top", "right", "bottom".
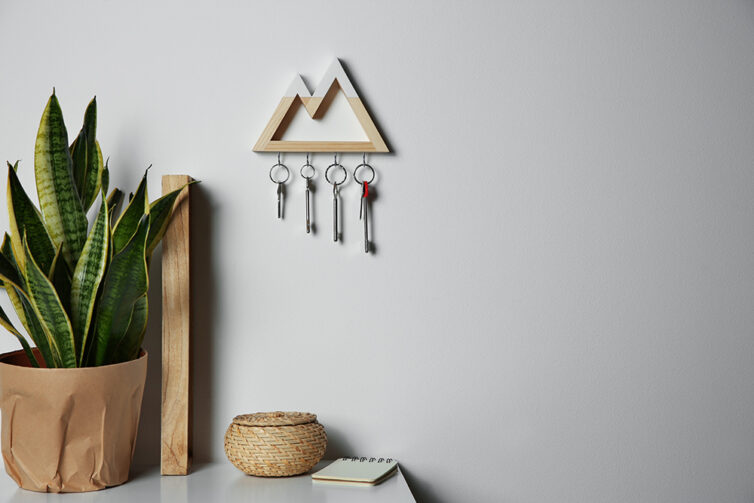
{"left": 252, "top": 97, "right": 296, "bottom": 152}
{"left": 161, "top": 175, "right": 193, "bottom": 476}
{"left": 349, "top": 98, "right": 388, "bottom": 153}
{"left": 262, "top": 140, "right": 381, "bottom": 152}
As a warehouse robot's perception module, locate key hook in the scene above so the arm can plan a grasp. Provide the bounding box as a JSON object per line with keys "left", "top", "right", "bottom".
{"left": 325, "top": 156, "right": 347, "bottom": 186}
{"left": 269, "top": 153, "right": 290, "bottom": 184}
{"left": 353, "top": 155, "right": 375, "bottom": 185}
{"left": 300, "top": 152, "right": 315, "bottom": 180}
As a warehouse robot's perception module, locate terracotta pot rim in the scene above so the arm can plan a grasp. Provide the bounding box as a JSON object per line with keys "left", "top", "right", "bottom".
{"left": 0, "top": 348, "right": 147, "bottom": 372}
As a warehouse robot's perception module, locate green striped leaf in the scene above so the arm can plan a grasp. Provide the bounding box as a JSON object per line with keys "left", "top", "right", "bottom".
{"left": 112, "top": 171, "right": 148, "bottom": 255}
{"left": 0, "top": 235, "right": 60, "bottom": 367}
{"left": 145, "top": 183, "right": 193, "bottom": 260}
{"left": 101, "top": 157, "right": 109, "bottom": 196}
{"left": 0, "top": 303, "right": 39, "bottom": 367}
{"left": 91, "top": 217, "right": 149, "bottom": 366}
{"left": 0, "top": 234, "right": 38, "bottom": 369}
{"left": 112, "top": 296, "right": 147, "bottom": 364}
{"left": 0, "top": 231, "right": 7, "bottom": 288}
{"left": 0, "top": 244, "right": 24, "bottom": 289}
{"left": 1, "top": 233, "right": 27, "bottom": 325}
{"left": 69, "top": 98, "right": 102, "bottom": 211}
{"left": 14, "top": 288, "right": 60, "bottom": 367}
{"left": 34, "top": 91, "right": 88, "bottom": 267}
{"left": 106, "top": 188, "right": 124, "bottom": 227}
{"left": 23, "top": 236, "right": 76, "bottom": 368}
{"left": 7, "top": 162, "right": 56, "bottom": 273}
{"left": 48, "top": 244, "right": 71, "bottom": 315}
{"left": 69, "top": 131, "right": 87, "bottom": 197}
{"left": 71, "top": 196, "right": 109, "bottom": 365}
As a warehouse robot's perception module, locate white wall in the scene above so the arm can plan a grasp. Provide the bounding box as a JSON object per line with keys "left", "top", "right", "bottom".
{"left": 2, "top": 1, "right": 754, "bottom": 501}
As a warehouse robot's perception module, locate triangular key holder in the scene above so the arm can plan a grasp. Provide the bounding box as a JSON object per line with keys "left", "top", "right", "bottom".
{"left": 253, "top": 59, "right": 389, "bottom": 153}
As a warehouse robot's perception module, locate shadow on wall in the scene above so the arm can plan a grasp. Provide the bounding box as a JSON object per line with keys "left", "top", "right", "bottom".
{"left": 400, "top": 467, "right": 443, "bottom": 503}
{"left": 190, "top": 184, "right": 217, "bottom": 462}
{"left": 133, "top": 182, "right": 217, "bottom": 466}
{"left": 322, "top": 425, "right": 356, "bottom": 460}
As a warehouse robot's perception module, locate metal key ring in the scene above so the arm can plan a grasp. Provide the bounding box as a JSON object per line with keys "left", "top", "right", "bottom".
{"left": 300, "top": 162, "right": 315, "bottom": 180}
{"left": 325, "top": 162, "right": 347, "bottom": 186}
{"left": 269, "top": 163, "right": 290, "bottom": 184}
{"left": 353, "top": 162, "right": 375, "bottom": 185}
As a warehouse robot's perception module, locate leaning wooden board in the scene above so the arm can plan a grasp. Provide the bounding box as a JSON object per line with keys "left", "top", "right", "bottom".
{"left": 161, "top": 175, "right": 193, "bottom": 475}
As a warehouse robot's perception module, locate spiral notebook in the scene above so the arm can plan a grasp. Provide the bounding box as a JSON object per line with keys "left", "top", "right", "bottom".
{"left": 312, "top": 457, "right": 398, "bottom": 486}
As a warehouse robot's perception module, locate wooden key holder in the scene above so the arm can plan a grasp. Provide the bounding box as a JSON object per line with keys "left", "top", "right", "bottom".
{"left": 253, "top": 59, "right": 389, "bottom": 253}
{"left": 253, "top": 59, "right": 389, "bottom": 153}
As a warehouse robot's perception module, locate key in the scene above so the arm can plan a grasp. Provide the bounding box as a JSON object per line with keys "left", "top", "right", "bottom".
{"left": 360, "top": 181, "right": 369, "bottom": 253}
{"left": 332, "top": 183, "right": 339, "bottom": 242}
{"left": 326, "top": 156, "right": 346, "bottom": 242}
{"left": 305, "top": 178, "right": 311, "bottom": 233}
{"left": 269, "top": 155, "right": 289, "bottom": 221}
{"left": 301, "top": 154, "right": 315, "bottom": 234}
{"left": 353, "top": 156, "right": 375, "bottom": 253}
{"left": 359, "top": 182, "right": 367, "bottom": 220}
{"left": 276, "top": 182, "right": 283, "bottom": 219}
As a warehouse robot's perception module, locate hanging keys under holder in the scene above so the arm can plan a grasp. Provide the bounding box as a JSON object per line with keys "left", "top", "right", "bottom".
{"left": 269, "top": 153, "right": 290, "bottom": 219}
{"left": 325, "top": 154, "right": 347, "bottom": 242}
{"left": 300, "top": 153, "right": 316, "bottom": 234}
{"left": 354, "top": 154, "right": 376, "bottom": 253}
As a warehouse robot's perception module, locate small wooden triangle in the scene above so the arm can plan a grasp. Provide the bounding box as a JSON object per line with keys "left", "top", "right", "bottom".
{"left": 253, "top": 59, "right": 389, "bottom": 153}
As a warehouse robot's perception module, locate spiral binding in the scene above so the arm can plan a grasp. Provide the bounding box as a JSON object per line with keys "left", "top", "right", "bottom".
{"left": 340, "top": 457, "right": 394, "bottom": 463}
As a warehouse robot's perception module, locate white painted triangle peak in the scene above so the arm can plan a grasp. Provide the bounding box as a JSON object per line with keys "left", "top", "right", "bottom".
{"left": 284, "top": 75, "right": 311, "bottom": 98}
{"left": 284, "top": 59, "right": 358, "bottom": 98}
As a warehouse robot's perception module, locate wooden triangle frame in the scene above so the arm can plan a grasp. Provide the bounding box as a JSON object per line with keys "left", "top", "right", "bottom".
{"left": 253, "top": 59, "right": 389, "bottom": 153}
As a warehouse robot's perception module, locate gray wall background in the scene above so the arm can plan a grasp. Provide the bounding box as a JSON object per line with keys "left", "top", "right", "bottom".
{"left": 1, "top": 1, "right": 754, "bottom": 501}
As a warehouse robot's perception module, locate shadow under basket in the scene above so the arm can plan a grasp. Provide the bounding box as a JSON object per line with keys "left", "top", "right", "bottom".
{"left": 0, "top": 348, "right": 147, "bottom": 493}
{"left": 224, "top": 411, "right": 327, "bottom": 477}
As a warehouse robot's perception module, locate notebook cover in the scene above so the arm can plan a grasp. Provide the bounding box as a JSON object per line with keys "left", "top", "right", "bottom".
{"left": 312, "top": 458, "right": 398, "bottom": 485}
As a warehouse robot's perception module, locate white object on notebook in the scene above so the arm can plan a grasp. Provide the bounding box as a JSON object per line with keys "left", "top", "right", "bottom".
{"left": 312, "top": 457, "right": 398, "bottom": 486}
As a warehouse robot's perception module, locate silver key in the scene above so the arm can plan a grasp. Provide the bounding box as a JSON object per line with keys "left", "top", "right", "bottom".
{"left": 276, "top": 182, "right": 283, "bottom": 219}
{"left": 305, "top": 178, "right": 311, "bottom": 233}
{"left": 332, "top": 183, "right": 339, "bottom": 242}
{"left": 301, "top": 155, "right": 315, "bottom": 234}
{"left": 354, "top": 157, "right": 375, "bottom": 254}
{"left": 325, "top": 156, "right": 347, "bottom": 243}
{"left": 269, "top": 155, "right": 289, "bottom": 221}
{"left": 360, "top": 182, "right": 369, "bottom": 253}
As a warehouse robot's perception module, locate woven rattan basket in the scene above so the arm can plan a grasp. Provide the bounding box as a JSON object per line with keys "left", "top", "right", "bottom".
{"left": 224, "top": 411, "right": 327, "bottom": 477}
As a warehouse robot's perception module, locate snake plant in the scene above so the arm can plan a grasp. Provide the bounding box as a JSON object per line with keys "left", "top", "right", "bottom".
{"left": 0, "top": 91, "right": 191, "bottom": 367}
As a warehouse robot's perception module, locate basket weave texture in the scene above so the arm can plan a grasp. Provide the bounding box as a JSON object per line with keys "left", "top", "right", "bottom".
{"left": 224, "top": 411, "right": 327, "bottom": 477}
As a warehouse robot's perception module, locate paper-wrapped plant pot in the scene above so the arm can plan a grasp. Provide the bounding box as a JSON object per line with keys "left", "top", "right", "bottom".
{"left": 0, "top": 348, "right": 147, "bottom": 493}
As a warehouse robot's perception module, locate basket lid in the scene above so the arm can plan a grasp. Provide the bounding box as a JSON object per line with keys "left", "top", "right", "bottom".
{"left": 232, "top": 411, "right": 317, "bottom": 427}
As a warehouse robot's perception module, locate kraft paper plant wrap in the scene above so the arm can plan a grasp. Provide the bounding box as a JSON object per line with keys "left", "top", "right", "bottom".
{"left": 0, "top": 349, "right": 147, "bottom": 492}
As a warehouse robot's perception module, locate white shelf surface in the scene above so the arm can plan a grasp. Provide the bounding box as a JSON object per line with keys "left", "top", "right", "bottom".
{"left": 0, "top": 461, "right": 416, "bottom": 502}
